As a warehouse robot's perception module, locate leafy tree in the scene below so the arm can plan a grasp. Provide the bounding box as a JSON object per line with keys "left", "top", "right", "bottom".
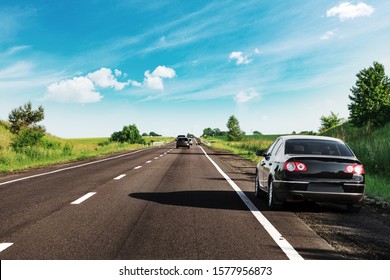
{"left": 8, "top": 101, "right": 45, "bottom": 134}
{"left": 8, "top": 102, "right": 45, "bottom": 150}
{"left": 149, "top": 131, "right": 161, "bottom": 137}
{"left": 253, "top": 130, "right": 262, "bottom": 135}
{"left": 348, "top": 61, "right": 390, "bottom": 128}
{"left": 226, "top": 115, "right": 244, "bottom": 141}
{"left": 202, "top": 127, "right": 214, "bottom": 137}
{"left": 110, "top": 124, "right": 144, "bottom": 144}
{"left": 319, "top": 111, "right": 343, "bottom": 132}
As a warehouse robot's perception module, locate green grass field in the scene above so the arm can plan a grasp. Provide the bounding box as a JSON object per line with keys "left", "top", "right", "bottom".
{"left": 0, "top": 122, "right": 174, "bottom": 173}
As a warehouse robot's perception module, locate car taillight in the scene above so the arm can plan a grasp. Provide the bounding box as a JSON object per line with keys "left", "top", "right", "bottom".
{"left": 284, "top": 162, "right": 307, "bottom": 172}
{"left": 344, "top": 164, "right": 365, "bottom": 175}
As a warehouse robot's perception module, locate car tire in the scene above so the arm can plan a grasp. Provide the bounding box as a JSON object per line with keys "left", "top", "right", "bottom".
{"left": 255, "top": 173, "right": 263, "bottom": 198}
{"left": 268, "top": 181, "right": 282, "bottom": 210}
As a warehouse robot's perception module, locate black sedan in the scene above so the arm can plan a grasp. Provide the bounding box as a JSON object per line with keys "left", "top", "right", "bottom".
{"left": 255, "top": 135, "right": 365, "bottom": 212}
{"left": 176, "top": 137, "right": 190, "bottom": 149}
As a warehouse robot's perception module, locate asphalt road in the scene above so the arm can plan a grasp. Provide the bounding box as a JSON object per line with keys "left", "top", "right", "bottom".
{"left": 0, "top": 143, "right": 342, "bottom": 260}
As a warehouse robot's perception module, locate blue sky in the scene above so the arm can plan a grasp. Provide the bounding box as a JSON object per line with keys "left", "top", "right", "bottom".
{"left": 1, "top": 0, "right": 389, "bottom": 138}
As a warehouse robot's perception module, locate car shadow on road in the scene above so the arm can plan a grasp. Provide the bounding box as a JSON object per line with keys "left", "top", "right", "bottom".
{"left": 129, "top": 190, "right": 251, "bottom": 211}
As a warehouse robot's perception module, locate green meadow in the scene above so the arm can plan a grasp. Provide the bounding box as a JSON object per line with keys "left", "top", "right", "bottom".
{"left": 0, "top": 121, "right": 173, "bottom": 173}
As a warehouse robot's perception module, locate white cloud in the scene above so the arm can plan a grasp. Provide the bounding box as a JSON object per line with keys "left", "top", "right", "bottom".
{"left": 235, "top": 89, "right": 260, "bottom": 103}
{"left": 254, "top": 48, "right": 261, "bottom": 54}
{"left": 114, "top": 69, "right": 122, "bottom": 76}
{"left": 144, "top": 65, "right": 176, "bottom": 90}
{"left": 320, "top": 31, "right": 335, "bottom": 40}
{"left": 45, "top": 76, "right": 103, "bottom": 104}
{"left": 326, "top": 2, "right": 374, "bottom": 21}
{"left": 87, "top": 67, "right": 128, "bottom": 90}
{"left": 229, "top": 51, "right": 251, "bottom": 65}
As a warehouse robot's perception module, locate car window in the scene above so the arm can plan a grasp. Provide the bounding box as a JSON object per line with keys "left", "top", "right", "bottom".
{"left": 285, "top": 139, "right": 354, "bottom": 157}
{"left": 274, "top": 141, "right": 284, "bottom": 157}
{"left": 267, "top": 139, "right": 281, "bottom": 155}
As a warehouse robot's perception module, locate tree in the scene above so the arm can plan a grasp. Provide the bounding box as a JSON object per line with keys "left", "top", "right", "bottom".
{"left": 226, "top": 115, "right": 244, "bottom": 141}
{"left": 110, "top": 124, "right": 144, "bottom": 144}
{"left": 319, "top": 111, "right": 343, "bottom": 132}
{"left": 253, "top": 130, "right": 262, "bottom": 136}
{"left": 149, "top": 131, "right": 161, "bottom": 136}
{"left": 348, "top": 61, "right": 390, "bottom": 128}
{"left": 202, "top": 127, "right": 214, "bottom": 137}
{"left": 8, "top": 101, "right": 45, "bottom": 134}
{"left": 8, "top": 102, "right": 46, "bottom": 150}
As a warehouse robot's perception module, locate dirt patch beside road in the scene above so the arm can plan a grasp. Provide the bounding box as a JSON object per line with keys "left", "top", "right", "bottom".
{"left": 209, "top": 147, "right": 390, "bottom": 260}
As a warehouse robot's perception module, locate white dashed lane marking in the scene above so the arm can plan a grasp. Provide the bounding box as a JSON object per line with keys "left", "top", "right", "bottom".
{"left": 146, "top": 160, "right": 152, "bottom": 164}
{"left": 134, "top": 166, "right": 142, "bottom": 170}
{"left": 71, "top": 192, "right": 96, "bottom": 205}
{"left": 154, "top": 157, "right": 159, "bottom": 160}
{"left": 114, "top": 174, "right": 126, "bottom": 180}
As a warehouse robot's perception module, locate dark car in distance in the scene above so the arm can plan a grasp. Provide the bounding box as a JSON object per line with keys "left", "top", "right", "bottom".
{"left": 176, "top": 137, "right": 190, "bottom": 149}
{"left": 255, "top": 135, "right": 365, "bottom": 212}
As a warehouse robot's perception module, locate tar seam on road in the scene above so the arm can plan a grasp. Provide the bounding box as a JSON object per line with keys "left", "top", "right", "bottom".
{"left": 0, "top": 243, "right": 13, "bottom": 253}
{"left": 71, "top": 192, "right": 97, "bottom": 205}
{"left": 0, "top": 149, "right": 147, "bottom": 187}
{"left": 198, "top": 145, "right": 304, "bottom": 260}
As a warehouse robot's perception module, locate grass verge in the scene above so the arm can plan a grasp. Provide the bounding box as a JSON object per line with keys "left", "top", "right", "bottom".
{"left": 0, "top": 132, "right": 174, "bottom": 173}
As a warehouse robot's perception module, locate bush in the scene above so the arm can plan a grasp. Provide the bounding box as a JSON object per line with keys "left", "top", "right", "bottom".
{"left": 11, "top": 127, "right": 45, "bottom": 152}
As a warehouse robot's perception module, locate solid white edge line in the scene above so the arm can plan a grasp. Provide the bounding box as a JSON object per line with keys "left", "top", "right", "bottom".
{"left": 114, "top": 174, "right": 126, "bottom": 180}
{"left": 134, "top": 166, "right": 142, "bottom": 170}
{"left": 0, "top": 243, "right": 13, "bottom": 253}
{"left": 0, "top": 149, "right": 146, "bottom": 187}
{"left": 71, "top": 192, "right": 96, "bottom": 205}
{"left": 198, "top": 145, "right": 304, "bottom": 260}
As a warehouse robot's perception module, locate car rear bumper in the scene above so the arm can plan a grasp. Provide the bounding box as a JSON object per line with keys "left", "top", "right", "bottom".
{"left": 273, "top": 180, "right": 365, "bottom": 205}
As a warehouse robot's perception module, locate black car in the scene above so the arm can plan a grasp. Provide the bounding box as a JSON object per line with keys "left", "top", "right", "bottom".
{"left": 255, "top": 135, "right": 365, "bottom": 212}
{"left": 176, "top": 137, "right": 190, "bottom": 149}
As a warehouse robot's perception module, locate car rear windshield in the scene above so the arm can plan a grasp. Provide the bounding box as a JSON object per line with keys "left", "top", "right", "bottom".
{"left": 285, "top": 139, "right": 354, "bottom": 157}
{"left": 178, "top": 137, "right": 188, "bottom": 141}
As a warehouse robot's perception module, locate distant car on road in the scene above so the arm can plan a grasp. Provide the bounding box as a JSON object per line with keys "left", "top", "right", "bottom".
{"left": 176, "top": 137, "right": 190, "bottom": 149}
{"left": 255, "top": 135, "right": 365, "bottom": 212}
{"left": 188, "top": 138, "right": 193, "bottom": 145}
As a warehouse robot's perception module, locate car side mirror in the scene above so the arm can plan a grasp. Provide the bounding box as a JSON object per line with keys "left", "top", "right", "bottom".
{"left": 256, "top": 150, "right": 265, "bottom": 156}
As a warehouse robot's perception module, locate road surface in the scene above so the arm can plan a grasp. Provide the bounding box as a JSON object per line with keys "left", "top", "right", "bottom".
{"left": 0, "top": 143, "right": 341, "bottom": 259}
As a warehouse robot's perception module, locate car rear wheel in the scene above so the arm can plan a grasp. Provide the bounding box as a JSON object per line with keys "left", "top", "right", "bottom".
{"left": 268, "top": 181, "right": 282, "bottom": 210}
{"left": 255, "top": 173, "right": 261, "bottom": 198}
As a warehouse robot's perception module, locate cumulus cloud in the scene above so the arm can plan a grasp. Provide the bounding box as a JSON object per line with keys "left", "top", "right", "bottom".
{"left": 235, "top": 89, "right": 260, "bottom": 103}
{"left": 229, "top": 51, "right": 251, "bottom": 65}
{"left": 87, "top": 67, "right": 129, "bottom": 90}
{"left": 326, "top": 2, "right": 374, "bottom": 21}
{"left": 44, "top": 67, "right": 136, "bottom": 103}
{"left": 45, "top": 76, "right": 102, "bottom": 103}
{"left": 144, "top": 65, "right": 176, "bottom": 90}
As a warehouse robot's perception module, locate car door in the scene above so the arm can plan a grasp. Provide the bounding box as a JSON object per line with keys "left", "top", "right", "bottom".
{"left": 259, "top": 138, "right": 282, "bottom": 189}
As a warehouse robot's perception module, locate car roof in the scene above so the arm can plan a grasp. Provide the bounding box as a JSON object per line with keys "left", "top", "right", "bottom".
{"left": 278, "top": 135, "right": 344, "bottom": 143}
